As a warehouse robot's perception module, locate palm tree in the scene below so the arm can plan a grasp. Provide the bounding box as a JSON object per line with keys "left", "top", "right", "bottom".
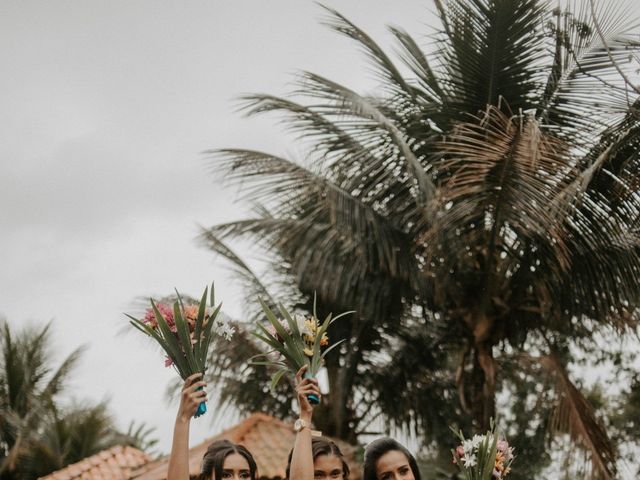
{"left": 202, "top": 1, "right": 640, "bottom": 477}
{"left": 0, "top": 321, "right": 83, "bottom": 479}
{"left": 0, "top": 320, "right": 157, "bottom": 480}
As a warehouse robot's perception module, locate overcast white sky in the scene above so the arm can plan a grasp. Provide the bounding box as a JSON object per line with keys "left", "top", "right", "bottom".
{"left": 0, "top": 0, "right": 438, "bottom": 454}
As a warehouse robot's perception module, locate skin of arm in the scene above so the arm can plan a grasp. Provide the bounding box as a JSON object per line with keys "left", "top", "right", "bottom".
{"left": 167, "top": 373, "right": 207, "bottom": 480}
{"left": 288, "top": 365, "right": 322, "bottom": 480}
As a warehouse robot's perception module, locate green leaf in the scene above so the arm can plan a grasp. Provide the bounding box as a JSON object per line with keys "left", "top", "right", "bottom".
{"left": 270, "top": 368, "right": 288, "bottom": 391}
{"left": 198, "top": 303, "right": 222, "bottom": 370}
{"left": 193, "top": 287, "right": 208, "bottom": 371}
{"left": 173, "top": 302, "right": 197, "bottom": 374}
{"left": 151, "top": 300, "right": 188, "bottom": 377}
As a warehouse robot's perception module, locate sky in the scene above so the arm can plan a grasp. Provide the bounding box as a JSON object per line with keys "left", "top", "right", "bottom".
{"left": 0, "top": 0, "right": 438, "bottom": 454}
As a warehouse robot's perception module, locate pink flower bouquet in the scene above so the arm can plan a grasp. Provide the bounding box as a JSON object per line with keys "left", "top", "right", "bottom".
{"left": 127, "top": 283, "right": 234, "bottom": 417}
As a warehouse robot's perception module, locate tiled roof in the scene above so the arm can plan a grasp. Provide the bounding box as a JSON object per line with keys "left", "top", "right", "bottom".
{"left": 133, "top": 413, "right": 361, "bottom": 480}
{"left": 38, "top": 445, "right": 151, "bottom": 480}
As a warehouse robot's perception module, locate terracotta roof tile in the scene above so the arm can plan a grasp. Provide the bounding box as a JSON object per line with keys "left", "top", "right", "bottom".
{"left": 132, "top": 413, "right": 361, "bottom": 480}
{"left": 38, "top": 445, "right": 152, "bottom": 480}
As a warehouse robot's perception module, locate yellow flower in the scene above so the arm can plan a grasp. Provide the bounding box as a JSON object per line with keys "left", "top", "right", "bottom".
{"left": 304, "top": 318, "right": 318, "bottom": 334}
{"left": 320, "top": 333, "right": 329, "bottom": 346}
{"left": 303, "top": 347, "right": 314, "bottom": 357}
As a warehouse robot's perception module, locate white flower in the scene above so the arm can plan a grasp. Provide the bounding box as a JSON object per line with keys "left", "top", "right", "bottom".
{"left": 213, "top": 318, "right": 235, "bottom": 341}
{"left": 461, "top": 454, "right": 477, "bottom": 467}
{"left": 471, "top": 434, "right": 484, "bottom": 448}
{"left": 221, "top": 323, "right": 235, "bottom": 341}
{"left": 463, "top": 439, "right": 476, "bottom": 453}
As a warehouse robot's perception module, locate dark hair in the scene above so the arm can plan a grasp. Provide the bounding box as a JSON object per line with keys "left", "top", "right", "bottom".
{"left": 285, "top": 437, "right": 350, "bottom": 480}
{"left": 363, "top": 438, "right": 421, "bottom": 480}
{"left": 199, "top": 439, "right": 258, "bottom": 480}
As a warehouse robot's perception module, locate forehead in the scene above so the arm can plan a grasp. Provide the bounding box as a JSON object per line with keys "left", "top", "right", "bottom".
{"left": 223, "top": 452, "right": 250, "bottom": 470}
{"left": 314, "top": 453, "right": 343, "bottom": 471}
{"left": 375, "top": 450, "right": 409, "bottom": 473}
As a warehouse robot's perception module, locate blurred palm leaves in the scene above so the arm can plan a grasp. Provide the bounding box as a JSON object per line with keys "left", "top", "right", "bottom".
{"left": 0, "top": 320, "right": 157, "bottom": 480}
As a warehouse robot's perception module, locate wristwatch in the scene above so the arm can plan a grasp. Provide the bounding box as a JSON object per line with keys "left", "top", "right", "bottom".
{"left": 294, "top": 418, "right": 309, "bottom": 432}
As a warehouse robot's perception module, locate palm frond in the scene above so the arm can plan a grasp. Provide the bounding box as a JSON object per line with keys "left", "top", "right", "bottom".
{"left": 536, "top": 0, "right": 640, "bottom": 137}
{"left": 318, "top": 4, "right": 415, "bottom": 99}
{"left": 435, "top": 0, "right": 547, "bottom": 116}
{"left": 538, "top": 352, "right": 618, "bottom": 479}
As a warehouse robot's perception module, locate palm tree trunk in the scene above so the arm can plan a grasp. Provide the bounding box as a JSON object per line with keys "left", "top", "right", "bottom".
{"left": 466, "top": 312, "right": 497, "bottom": 431}
{"left": 472, "top": 342, "right": 497, "bottom": 431}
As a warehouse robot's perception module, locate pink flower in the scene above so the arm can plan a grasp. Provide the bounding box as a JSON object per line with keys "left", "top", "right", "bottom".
{"left": 265, "top": 319, "right": 290, "bottom": 342}
{"left": 165, "top": 356, "right": 174, "bottom": 367}
{"left": 497, "top": 440, "right": 509, "bottom": 452}
{"left": 144, "top": 303, "right": 177, "bottom": 332}
{"left": 143, "top": 308, "right": 158, "bottom": 328}
{"left": 153, "top": 303, "right": 176, "bottom": 332}
{"left": 455, "top": 446, "right": 465, "bottom": 458}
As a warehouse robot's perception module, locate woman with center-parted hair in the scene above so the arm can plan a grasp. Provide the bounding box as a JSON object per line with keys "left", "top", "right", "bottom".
{"left": 362, "top": 438, "right": 421, "bottom": 480}
{"left": 168, "top": 373, "right": 258, "bottom": 480}
{"left": 286, "top": 365, "right": 350, "bottom": 480}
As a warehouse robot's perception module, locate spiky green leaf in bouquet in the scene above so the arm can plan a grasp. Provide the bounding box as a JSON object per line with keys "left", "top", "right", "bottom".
{"left": 251, "top": 296, "right": 351, "bottom": 404}
{"left": 126, "top": 283, "right": 232, "bottom": 416}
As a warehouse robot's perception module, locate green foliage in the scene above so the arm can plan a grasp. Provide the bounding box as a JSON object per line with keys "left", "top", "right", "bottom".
{"left": 0, "top": 320, "right": 157, "bottom": 480}
{"left": 251, "top": 299, "right": 350, "bottom": 389}
{"left": 128, "top": 284, "right": 221, "bottom": 378}
{"left": 201, "top": 1, "right": 640, "bottom": 478}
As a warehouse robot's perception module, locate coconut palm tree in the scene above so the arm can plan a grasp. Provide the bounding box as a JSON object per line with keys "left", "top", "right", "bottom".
{"left": 0, "top": 320, "right": 157, "bottom": 480}
{"left": 201, "top": 1, "right": 640, "bottom": 477}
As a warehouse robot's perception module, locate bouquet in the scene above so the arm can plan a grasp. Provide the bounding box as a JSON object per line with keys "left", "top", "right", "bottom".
{"left": 451, "top": 425, "right": 514, "bottom": 479}
{"left": 251, "top": 298, "right": 350, "bottom": 404}
{"left": 127, "top": 283, "right": 234, "bottom": 417}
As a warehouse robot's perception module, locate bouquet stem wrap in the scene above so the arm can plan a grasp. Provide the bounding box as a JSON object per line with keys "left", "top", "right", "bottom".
{"left": 304, "top": 370, "right": 320, "bottom": 405}
{"left": 195, "top": 385, "right": 207, "bottom": 417}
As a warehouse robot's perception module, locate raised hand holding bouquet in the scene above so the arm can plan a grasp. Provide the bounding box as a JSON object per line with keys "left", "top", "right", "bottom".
{"left": 127, "top": 283, "right": 234, "bottom": 417}
{"left": 252, "top": 298, "right": 350, "bottom": 405}
{"left": 452, "top": 424, "right": 514, "bottom": 480}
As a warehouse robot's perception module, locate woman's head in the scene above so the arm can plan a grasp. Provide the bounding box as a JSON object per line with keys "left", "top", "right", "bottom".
{"left": 286, "top": 437, "right": 350, "bottom": 480}
{"left": 363, "top": 438, "right": 420, "bottom": 480}
{"left": 200, "top": 439, "right": 258, "bottom": 480}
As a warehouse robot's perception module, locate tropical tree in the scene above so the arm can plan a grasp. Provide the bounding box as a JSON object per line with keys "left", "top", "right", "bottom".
{"left": 0, "top": 320, "right": 157, "bottom": 480}
{"left": 0, "top": 321, "right": 83, "bottom": 479}
{"left": 201, "top": 1, "right": 640, "bottom": 477}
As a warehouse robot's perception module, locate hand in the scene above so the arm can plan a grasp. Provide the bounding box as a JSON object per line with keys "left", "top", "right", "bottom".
{"left": 295, "top": 365, "right": 321, "bottom": 421}
{"left": 177, "top": 373, "right": 207, "bottom": 422}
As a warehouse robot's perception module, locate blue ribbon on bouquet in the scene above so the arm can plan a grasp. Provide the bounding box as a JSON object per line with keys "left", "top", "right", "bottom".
{"left": 194, "top": 386, "right": 207, "bottom": 417}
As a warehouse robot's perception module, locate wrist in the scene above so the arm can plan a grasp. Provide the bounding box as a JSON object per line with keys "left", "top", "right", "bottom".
{"left": 299, "top": 411, "right": 312, "bottom": 422}
{"left": 176, "top": 413, "right": 192, "bottom": 425}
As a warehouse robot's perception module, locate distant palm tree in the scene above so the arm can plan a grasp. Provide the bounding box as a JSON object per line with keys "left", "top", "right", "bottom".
{"left": 0, "top": 321, "right": 83, "bottom": 479}
{"left": 202, "top": 1, "right": 640, "bottom": 477}
{"left": 0, "top": 321, "right": 157, "bottom": 480}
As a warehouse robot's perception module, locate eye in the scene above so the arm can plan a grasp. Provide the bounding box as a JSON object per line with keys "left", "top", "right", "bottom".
{"left": 331, "top": 471, "right": 342, "bottom": 479}
{"left": 222, "top": 473, "right": 233, "bottom": 479}
{"left": 240, "top": 472, "right": 251, "bottom": 479}
{"left": 399, "top": 467, "right": 410, "bottom": 476}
